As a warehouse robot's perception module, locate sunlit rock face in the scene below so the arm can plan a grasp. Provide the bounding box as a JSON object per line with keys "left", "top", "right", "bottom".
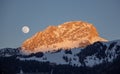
{"left": 21, "top": 21, "right": 107, "bottom": 53}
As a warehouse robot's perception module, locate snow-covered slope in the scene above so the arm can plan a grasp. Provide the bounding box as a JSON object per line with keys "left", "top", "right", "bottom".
{"left": 1, "top": 40, "right": 120, "bottom": 68}
{"left": 18, "top": 40, "right": 120, "bottom": 67}
{"left": 18, "top": 48, "right": 82, "bottom": 66}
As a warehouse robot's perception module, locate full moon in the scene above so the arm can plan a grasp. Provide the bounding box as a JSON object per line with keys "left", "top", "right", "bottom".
{"left": 22, "top": 26, "right": 30, "bottom": 33}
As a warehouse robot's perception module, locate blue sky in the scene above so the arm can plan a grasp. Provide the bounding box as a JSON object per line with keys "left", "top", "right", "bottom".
{"left": 0, "top": 0, "right": 120, "bottom": 48}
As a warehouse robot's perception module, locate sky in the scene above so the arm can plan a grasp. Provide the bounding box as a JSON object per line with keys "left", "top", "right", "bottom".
{"left": 0, "top": 0, "right": 120, "bottom": 49}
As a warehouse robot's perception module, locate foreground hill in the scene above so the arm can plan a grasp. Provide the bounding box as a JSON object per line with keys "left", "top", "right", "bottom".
{"left": 0, "top": 40, "right": 120, "bottom": 74}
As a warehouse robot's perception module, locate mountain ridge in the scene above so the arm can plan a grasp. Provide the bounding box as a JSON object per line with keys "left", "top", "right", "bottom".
{"left": 1, "top": 39, "right": 120, "bottom": 67}
{"left": 21, "top": 21, "right": 107, "bottom": 53}
{"left": 0, "top": 39, "right": 120, "bottom": 74}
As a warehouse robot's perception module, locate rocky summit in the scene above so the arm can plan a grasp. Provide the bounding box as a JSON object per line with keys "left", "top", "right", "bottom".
{"left": 21, "top": 21, "right": 107, "bottom": 53}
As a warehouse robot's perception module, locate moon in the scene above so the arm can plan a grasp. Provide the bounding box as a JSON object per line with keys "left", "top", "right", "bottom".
{"left": 22, "top": 26, "right": 30, "bottom": 33}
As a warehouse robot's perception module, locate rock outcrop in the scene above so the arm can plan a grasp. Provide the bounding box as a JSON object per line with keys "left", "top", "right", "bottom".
{"left": 21, "top": 21, "right": 107, "bottom": 53}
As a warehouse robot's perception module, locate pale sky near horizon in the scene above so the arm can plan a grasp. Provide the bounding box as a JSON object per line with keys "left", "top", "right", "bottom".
{"left": 0, "top": 0, "right": 120, "bottom": 48}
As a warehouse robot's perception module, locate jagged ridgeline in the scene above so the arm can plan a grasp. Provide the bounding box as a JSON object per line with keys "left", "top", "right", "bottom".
{"left": 22, "top": 21, "right": 107, "bottom": 53}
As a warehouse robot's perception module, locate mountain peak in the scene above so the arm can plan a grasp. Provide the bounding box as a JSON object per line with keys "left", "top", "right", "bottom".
{"left": 21, "top": 21, "right": 107, "bottom": 53}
